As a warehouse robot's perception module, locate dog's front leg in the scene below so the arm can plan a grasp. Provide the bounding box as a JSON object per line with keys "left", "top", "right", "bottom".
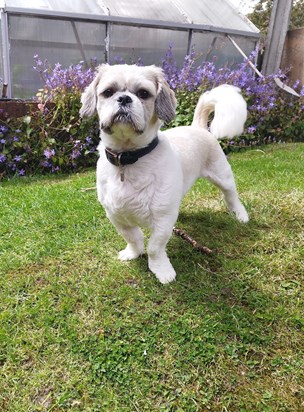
{"left": 112, "top": 223, "right": 145, "bottom": 261}
{"left": 147, "top": 216, "right": 177, "bottom": 284}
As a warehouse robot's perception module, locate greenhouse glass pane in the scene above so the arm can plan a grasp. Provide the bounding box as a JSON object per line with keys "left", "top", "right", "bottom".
{"left": 103, "top": 0, "right": 188, "bottom": 23}
{"left": 6, "top": 0, "right": 105, "bottom": 14}
{"left": 173, "top": 0, "right": 259, "bottom": 33}
{"left": 191, "top": 32, "right": 257, "bottom": 68}
{"left": 109, "top": 25, "right": 188, "bottom": 66}
{"left": 8, "top": 15, "right": 106, "bottom": 98}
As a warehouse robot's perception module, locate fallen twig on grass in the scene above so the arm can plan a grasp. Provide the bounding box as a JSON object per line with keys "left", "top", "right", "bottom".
{"left": 80, "top": 186, "right": 96, "bottom": 192}
{"left": 173, "top": 227, "right": 213, "bottom": 254}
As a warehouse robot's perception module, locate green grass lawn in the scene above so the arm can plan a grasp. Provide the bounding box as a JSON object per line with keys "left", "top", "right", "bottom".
{"left": 0, "top": 143, "right": 303, "bottom": 411}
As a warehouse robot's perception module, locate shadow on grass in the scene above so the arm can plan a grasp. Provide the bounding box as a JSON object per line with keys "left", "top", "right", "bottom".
{"left": 129, "top": 209, "right": 277, "bottom": 345}
{"left": 75, "top": 211, "right": 278, "bottom": 406}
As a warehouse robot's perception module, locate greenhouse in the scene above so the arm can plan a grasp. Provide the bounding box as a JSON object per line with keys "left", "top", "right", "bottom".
{"left": 0, "top": 0, "right": 259, "bottom": 98}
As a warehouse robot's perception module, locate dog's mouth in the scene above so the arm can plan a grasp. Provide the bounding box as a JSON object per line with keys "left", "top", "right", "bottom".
{"left": 113, "top": 110, "right": 133, "bottom": 124}
{"left": 101, "top": 108, "right": 144, "bottom": 135}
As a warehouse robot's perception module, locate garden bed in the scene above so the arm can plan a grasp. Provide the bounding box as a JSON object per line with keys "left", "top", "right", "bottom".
{"left": 1, "top": 50, "right": 304, "bottom": 179}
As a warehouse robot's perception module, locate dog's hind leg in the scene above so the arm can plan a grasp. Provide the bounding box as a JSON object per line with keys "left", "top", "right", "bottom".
{"left": 204, "top": 154, "right": 249, "bottom": 223}
{"left": 114, "top": 224, "right": 145, "bottom": 261}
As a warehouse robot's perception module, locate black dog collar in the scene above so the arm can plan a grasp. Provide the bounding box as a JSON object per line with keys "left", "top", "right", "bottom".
{"left": 105, "top": 136, "right": 159, "bottom": 167}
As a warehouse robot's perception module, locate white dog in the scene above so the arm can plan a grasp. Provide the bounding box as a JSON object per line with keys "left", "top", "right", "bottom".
{"left": 80, "top": 64, "right": 249, "bottom": 284}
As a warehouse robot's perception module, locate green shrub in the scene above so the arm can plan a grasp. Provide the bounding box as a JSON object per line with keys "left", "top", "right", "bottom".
{"left": 0, "top": 93, "right": 99, "bottom": 177}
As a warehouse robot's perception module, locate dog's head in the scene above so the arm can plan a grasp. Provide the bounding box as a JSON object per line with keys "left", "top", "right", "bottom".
{"left": 80, "top": 64, "right": 176, "bottom": 149}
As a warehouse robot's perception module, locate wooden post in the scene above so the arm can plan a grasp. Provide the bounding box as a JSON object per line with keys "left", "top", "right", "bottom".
{"left": 261, "top": 0, "right": 293, "bottom": 75}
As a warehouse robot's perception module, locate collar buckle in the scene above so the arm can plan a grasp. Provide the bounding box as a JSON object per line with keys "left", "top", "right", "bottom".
{"left": 105, "top": 148, "right": 122, "bottom": 167}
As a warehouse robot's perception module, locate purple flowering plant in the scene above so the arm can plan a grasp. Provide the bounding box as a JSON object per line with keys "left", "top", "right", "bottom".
{"left": 33, "top": 55, "right": 97, "bottom": 98}
{"left": 0, "top": 47, "right": 303, "bottom": 178}
{"left": 0, "top": 57, "right": 100, "bottom": 177}
{"left": 162, "top": 45, "right": 304, "bottom": 152}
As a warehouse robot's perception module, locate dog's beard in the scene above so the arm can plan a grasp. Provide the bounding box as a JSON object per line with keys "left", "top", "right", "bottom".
{"left": 100, "top": 105, "right": 146, "bottom": 135}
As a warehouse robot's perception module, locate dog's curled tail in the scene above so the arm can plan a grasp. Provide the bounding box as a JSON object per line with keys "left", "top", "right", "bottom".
{"left": 192, "top": 84, "right": 247, "bottom": 139}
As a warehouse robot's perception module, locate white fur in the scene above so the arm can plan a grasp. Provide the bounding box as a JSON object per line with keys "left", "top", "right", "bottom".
{"left": 192, "top": 84, "right": 248, "bottom": 139}
{"left": 80, "top": 64, "right": 249, "bottom": 284}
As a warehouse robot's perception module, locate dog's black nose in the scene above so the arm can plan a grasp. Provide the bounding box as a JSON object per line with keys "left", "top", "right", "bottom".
{"left": 118, "top": 94, "right": 133, "bottom": 106}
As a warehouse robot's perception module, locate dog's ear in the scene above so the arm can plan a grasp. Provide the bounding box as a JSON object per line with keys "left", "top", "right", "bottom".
{"left": 153, "top": 68, "right": 177, "bottom": 123}
{"left": 80, "top": 76, "right": 99, "bottom": 118}
{"left": 80, "top": 64, "right": 109, "bottom": 118}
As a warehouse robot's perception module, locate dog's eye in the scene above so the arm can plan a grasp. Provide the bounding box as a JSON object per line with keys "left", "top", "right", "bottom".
{"left": 136, "top": 89, "right": 151, "bottom": 100}
{"left": 102, "top": 88, "right": 115, "bottom": 98}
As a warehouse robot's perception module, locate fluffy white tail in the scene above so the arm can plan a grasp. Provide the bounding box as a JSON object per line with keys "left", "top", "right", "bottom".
{"left": 192, "top": 84, "right": 247, "bottom": 139}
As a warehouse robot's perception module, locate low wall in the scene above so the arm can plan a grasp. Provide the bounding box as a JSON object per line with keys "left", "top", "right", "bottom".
{"left": 281, "top": 27, "right": 304, "bottom": 84}
{"left": 0, "top": 99, "right": 39, "bottom": 120}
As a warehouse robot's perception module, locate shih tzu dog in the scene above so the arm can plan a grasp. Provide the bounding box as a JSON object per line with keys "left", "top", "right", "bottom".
{"left": 80, "top": 64, "right": 249, "bottom": 284}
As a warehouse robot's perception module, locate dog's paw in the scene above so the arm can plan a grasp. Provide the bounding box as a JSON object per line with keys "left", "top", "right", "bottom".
{"left": 148, "top": 255, "right": 176, "bottom": 284}
{"left": 235, "top": 208, "right": 249, "bottom": 223}
{"left": 232, "top": 204, "right": 249, "bottom": 223}
{"left": 156, "top": 269, "right": 176, "bottom": 284}
{"left": 118, "top": 244, "right": 143, "bottom": 261}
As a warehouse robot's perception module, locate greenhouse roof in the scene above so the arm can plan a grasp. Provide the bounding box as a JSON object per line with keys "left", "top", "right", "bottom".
{"left": 3, "top": 0, "right": 259, "bottom": 36}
